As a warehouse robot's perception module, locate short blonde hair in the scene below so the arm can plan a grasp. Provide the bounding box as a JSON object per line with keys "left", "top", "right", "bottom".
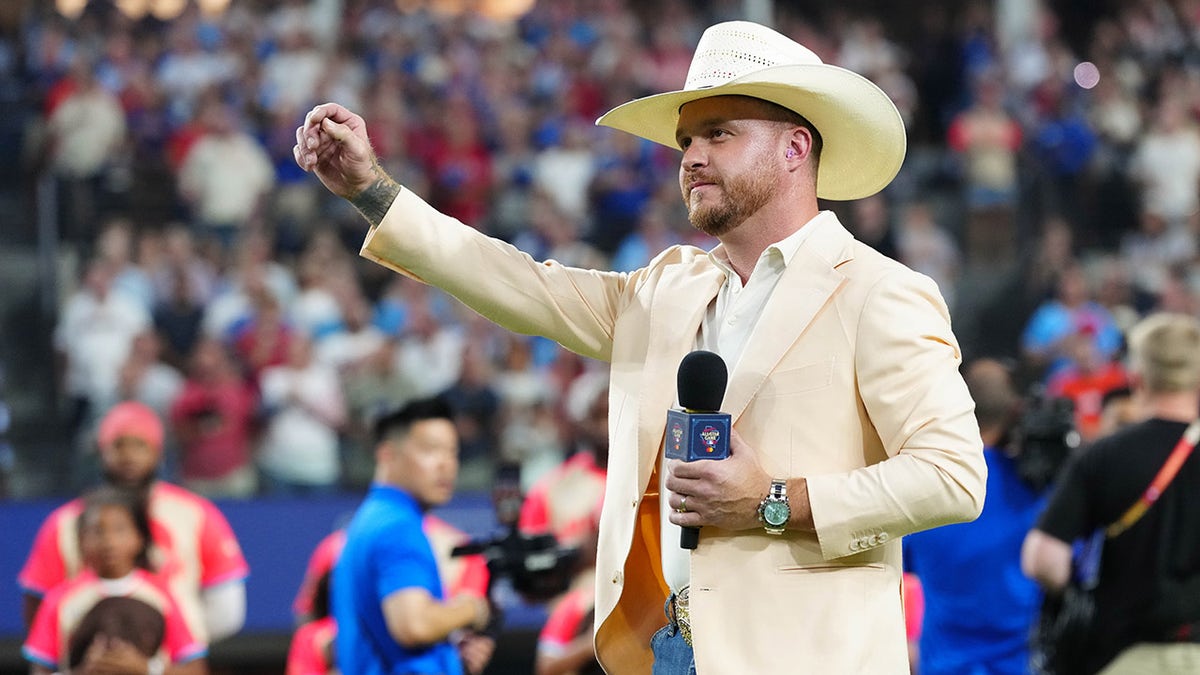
{"left": 1127, "top": 313, "right": 1200, "bottom": 393}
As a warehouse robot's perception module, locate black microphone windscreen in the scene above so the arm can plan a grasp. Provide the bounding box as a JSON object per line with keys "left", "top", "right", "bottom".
{"left": 677, "top": 350, "right": 728, "bottom": 412}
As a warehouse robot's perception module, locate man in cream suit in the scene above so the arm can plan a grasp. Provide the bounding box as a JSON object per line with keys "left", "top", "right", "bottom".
{"left": 295, "top": 20, "right": 985, "bottom": 675}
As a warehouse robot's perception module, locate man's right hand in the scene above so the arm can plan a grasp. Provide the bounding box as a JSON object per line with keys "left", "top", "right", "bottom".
{"left": 293, "top": 102, "right": 381, "bottom": 201}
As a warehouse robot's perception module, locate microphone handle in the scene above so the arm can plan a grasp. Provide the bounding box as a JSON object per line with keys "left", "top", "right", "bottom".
{"left": 680, "top": 525, "right": 699, "bottom": 550}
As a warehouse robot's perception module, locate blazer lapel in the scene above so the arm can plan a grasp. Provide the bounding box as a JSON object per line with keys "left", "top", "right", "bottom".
{"left": 723, "top": 216, "right": 854, "bottom": 423}
{"left": 637, "top": 260, "right": 725, "bottom": 483}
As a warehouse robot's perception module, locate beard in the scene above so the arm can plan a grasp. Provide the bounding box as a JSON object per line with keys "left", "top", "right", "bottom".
{"left": 683, "top": 161, "right": 779, "bottom": 238}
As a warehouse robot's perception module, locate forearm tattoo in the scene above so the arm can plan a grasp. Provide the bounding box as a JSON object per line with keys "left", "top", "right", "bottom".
{"left": 350, "top": 163, "right": 401, "bottom": 227}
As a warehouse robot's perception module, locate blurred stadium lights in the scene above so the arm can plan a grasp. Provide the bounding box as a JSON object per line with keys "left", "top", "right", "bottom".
{"left": 58, "top": 0, "right": 533, "bottom": 21}
{"left": 396, "top": 0, "right": 537, "bottom": 20}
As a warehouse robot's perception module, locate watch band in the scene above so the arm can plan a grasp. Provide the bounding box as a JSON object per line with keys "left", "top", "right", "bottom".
{"left": 768, "top": 478, "right": 786, "bottom": 501}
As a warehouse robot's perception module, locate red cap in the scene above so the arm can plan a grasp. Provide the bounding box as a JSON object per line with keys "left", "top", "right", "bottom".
{"left": 97, "top": 402, "right": 164, "bottom": 454}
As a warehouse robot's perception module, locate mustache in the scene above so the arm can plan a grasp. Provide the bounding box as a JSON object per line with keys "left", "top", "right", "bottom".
{"left": 682, "top": 171, "right": 721, "bottom": 188}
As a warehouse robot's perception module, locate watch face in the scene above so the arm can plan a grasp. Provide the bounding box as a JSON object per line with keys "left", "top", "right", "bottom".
{"left": 763, "top": 501, "right": 790, "bottom": 527}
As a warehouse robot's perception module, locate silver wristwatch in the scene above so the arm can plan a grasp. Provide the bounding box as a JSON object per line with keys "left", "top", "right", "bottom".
{"left": 757, "top": 479, "right": 790, "bottom": 535}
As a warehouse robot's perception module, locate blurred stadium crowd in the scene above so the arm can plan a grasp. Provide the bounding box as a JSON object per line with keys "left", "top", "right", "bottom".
{"left": 0, "top": 0, "right": 1197, "bottom": 505}
{"left": 3, "top": 0, "right": 1200, "bottom": 673}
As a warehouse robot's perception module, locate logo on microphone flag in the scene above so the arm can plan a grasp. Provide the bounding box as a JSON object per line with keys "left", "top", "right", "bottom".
{"left": 671, "top": 421, "right": 684, "bottom": 453}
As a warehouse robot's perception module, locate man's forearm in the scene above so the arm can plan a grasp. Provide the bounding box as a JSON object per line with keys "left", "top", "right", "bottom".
{"left": 350, "top": 165, "right": 402, "bottom": 227}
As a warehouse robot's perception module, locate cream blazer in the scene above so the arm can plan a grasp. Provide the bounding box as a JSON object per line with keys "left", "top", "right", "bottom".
{"left": 362, "top": 190, "right": 987, "bottom": 674}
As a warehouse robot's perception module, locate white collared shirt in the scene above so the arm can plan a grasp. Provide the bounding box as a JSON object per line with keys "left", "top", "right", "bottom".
{"left": 660, "top": 213, "right": 825, "bottom": 593}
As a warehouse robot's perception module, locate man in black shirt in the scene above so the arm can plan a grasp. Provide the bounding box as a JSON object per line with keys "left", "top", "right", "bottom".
{"left": 1023, "top": 312, "right": 1200, "bottom": 674}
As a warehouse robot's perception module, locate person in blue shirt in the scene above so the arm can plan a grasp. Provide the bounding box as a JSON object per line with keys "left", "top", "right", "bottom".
{"left": 333, "top": 396, "right": 494, "bottom": 675}
{"left": 905, "top": 359, "right": 1049, "bottom": 674}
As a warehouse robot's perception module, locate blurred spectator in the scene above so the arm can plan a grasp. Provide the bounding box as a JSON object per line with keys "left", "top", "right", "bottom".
{"left": 1119, "top": 209, "right": 1197, "bottom": 305}
{"left": 514, "top": 191, "right": 609, "bottom": 270}
{"left": 258, "top": 335, "right": 346, "bottom": 495}
{"left": 153, "top": 267, "right": 207, "bottom": 373}
{"left": 1129, "top": 97, "right": 1200, "bottom": 235}
{"left": 23, "top": 486, "right": 207, "bottom": 675}
{"left": 332, "top": 397, "right": 494, "bottom": 675}
{"left": 177, "top": 99, "right": 275, "bottom": 250}
{"left": 440, "top": 342, "right": 502, "bottom": 492}
{"left": 96, "top": 217, "right": 154, "bottom": 311}
{"left": 587, "top": 128, "right": 657, "bottom": 256}
{"left": 610, "top": 199, "right": 686, "bottom": 273}
{"left": 905, "top": 359, "right": 1048, "bottom": 675}
{"left": 424, "top": 99, "right": 494, "bottom": 228}
{"left": 533, "top": 119, "right": 596, "bottom": 227}
{"left": 170, "top": 339, "right": 258, "bottom": 499}
{"left": 1047, "top": 329, "right": 1129, "bottom": 442}
{"left": 947, "top": 72, "right": 1022, "bottom": 265}
{"left": 518, "top": 368, "right": 608, "bottom": 549}
{"left": 894, "top": 200, "right": 961, "bottom": 307}
{"left": 847, "top": 193, "right": 899, "bottom": 260}
{"left": 259, "top": 25, "right": 324, "bottom": 115}
{"left": 291, "top": 254, "right": 346, "bottom": 342}
{"left": 535, "top": 578, "right": 602, "bottom": 675}
{"left": 1023, "top": 313, "right": 1200, "bottom": 675}
{"left": 55, "top": 258, "right": 151, "bottom": 463}
{"left": 154, "top": 21, "right": 240, "bottom": 124}
{"left": 315, "top": 292, "right": 387, "bottom": 373}
{"left": 203, "top": 232, "right": 298, "bottom": 340}
{"left": 396, "top": 290, "right": 466, "bottom": 398}
{"left": 19, "top": 402, "right": 249, "bottom": 644}
{"left": 340, "top": 338, "right": 420, "bottom": 487}
{"left": 45, "top": 53, "right": 129, "bottom": 246}
{"left": 117, "top": 331, "right": 185, "bottom": 426}
{"left": 151, "top": 224, "right": 218, "bottom": 307}
{"left": 288, "top": 514, "right": 488, "bottom": 674}
{"left": 1021, "top": 263, "right": 1123, "bottom": 380}
{"left": 904, "top": 572, "right": 926, "bottom": 671}
{"left": 287, "top": 573, "right": 337, "bottom": 675}
{"left": 488, "top": 102, "right": 539, "bottom": 242}
{"left": 1028, "top": 77, "right": 1098, "bottom": 230}
{"left": 230, "top": 282, "right": 295, "bottom": 385}
{"left": 525, "top": 369, "right": 608, "bottom": 675}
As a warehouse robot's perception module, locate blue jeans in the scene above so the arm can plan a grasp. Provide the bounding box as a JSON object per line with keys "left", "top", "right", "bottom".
{"left": 651, "top": 594, "right": 696, "bottom": 675}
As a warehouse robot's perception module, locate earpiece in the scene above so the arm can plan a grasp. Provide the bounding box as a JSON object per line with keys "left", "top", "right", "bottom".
{"left": 785, "top": 148, "right": 797, "bottom": 159}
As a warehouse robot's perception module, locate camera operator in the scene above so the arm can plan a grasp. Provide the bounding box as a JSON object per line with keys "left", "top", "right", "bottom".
{"left": 904, "top": 358, "right": 1055, "bottom": 674}
{"left": 332, "top": 396, "right": 494, "bottom": 675}
{"left": 1023, "top": 313, "right": 1200, "bottom": 675}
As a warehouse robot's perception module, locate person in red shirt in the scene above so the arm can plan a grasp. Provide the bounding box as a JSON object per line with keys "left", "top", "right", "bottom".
{"left": 524, "top": 370, "right": 610, "bottom": 675}
{"left": 287, "top": 568, "right": 336, "bottom": 675}
{"left": 24, "top": 486, "right": 207, "bottom": 675}
{"left": 20, "top": 401, "right": 249, "bottom": 644}
{"left": 1047, "top": 327, "right": 1129, "bottom": 442}
{"left": 518, "top": 369, "right": 609, "bottom": 548}
{"left": 170, "top": 338, "right": 259, "bottom": 498}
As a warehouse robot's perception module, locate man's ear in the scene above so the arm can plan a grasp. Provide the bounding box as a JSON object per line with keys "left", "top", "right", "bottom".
{"left": 785, "top": 126, "right": 816, "bottom": 165}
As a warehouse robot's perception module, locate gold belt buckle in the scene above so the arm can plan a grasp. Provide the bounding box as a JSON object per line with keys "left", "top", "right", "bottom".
{"left": 672, "top": 586, "right": 692, "bottom": 647}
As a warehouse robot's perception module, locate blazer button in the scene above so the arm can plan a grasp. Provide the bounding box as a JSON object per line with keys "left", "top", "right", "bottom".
{"left": 612, "top": 571, "right": 623, "bottom": 585}
{"left": 878, "top": 532, "right": 889, "bottom": 543}
{"left": 867, "top": 534, "right": 879, "bottom": 547}
{"left": 848, "top": 540, "right": 859, "bottom": 552}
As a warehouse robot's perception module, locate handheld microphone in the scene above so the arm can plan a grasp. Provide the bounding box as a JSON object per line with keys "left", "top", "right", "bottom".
{"left": 665, "top": 350, "right": 731, "bottom": 550}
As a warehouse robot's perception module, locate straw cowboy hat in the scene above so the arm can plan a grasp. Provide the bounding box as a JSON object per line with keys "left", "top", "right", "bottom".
{"left": 596, "top": 21, "right": 906, "bottom": 201}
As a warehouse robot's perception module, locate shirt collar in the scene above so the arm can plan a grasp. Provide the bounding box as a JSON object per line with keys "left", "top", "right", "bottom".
{"left": 370, "top": 482, "right": 421, "bottom": 512}
{"left": 705, "top": 211, "right": 828, "bottom": 277}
